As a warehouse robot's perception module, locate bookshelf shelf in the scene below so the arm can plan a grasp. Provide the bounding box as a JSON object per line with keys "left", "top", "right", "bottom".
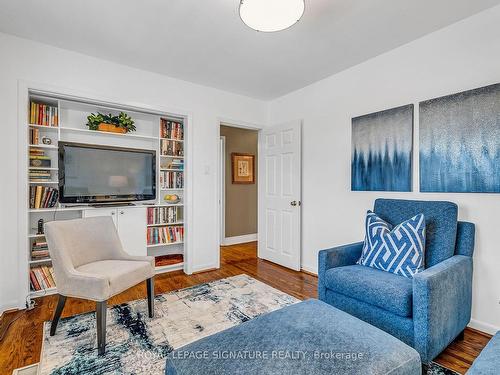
{"left": 29, "top": 258, "right": 52, "bottom": 265}
{"left": 28, "top": 232, "right": 45, "bottom": 238}
{"left": 160, "top": 168, "right": 184, "bottom": 172}
{"left": 160, "top": 155, "right": 184, "bottom": 159}
{"left": 29, "top": 181, "right": 58, "bottom": 184}
{"left": 30, "top": 287, "right": 57, "bottom": 298}
{"left": 29, "top": 144, "right": 57, "bottom": 149}
{"left": 29, "top": 124, "right": 59, "bottom": 130}
{"left": 147, "top": 222, "right": 183, "bottom": 227}
{"left": 154, "top": 262, "right": 184, "bottom": 274}
{"left": 147, "top": 241, "right": 184, "bottom": 248}
{"left": 60, "top": 126, "right": 158, "bottom": 140}
{"left": 29, "top": 167, "right": 58, "bottom": 171}
{"left": 160, "top": 138, "right": 183, "bottom": 142}
{"left": 28, "top": 206, "right": 82, "bottom": 213}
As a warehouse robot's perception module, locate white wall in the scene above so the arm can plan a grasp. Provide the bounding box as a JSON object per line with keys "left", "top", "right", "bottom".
{"left": 269, "top": 5, "right": 500, "bottom": 334}
{"left": 0, "top": 32, "right": 268, "bottom": 312}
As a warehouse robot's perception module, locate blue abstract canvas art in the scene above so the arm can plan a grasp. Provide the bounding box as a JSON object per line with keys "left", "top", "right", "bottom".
{"left": 351, "top": 105, "right": 413, "bottom": 191}
{"left": 420, "top": 83, "right": 500, "bottom": 193}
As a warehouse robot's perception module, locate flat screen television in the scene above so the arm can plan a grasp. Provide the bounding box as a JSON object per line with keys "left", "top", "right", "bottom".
{"left": 59, "top": 142, "right": 156, "bottom": 204}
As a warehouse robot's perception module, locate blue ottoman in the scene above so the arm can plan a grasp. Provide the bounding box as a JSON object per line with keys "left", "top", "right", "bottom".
{"left": 467, "top": 331, "right": 500, "bottom": 374}
{"left": 166, "top": 299, "right": 421, "bottom": 374}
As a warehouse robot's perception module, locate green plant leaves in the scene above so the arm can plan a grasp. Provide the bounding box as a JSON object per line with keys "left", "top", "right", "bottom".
{"left": 86, "top": 111, "right": 136, "bottom": 133}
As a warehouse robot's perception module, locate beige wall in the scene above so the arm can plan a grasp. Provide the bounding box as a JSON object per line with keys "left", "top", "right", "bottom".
{"left": 220, "top": 125, "right": 258, "bottom": 238}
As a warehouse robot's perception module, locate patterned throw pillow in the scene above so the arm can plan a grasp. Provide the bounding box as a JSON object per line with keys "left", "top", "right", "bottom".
{"left": 357, "top": 211, "right": 425, "bottom": 278}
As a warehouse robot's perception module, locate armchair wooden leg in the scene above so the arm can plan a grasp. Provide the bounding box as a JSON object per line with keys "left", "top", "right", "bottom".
{"left": 147, "top": 277, "right": 155, "bottom": 318}
{"left": 96, "top": 301, "right": 107, "bottom": 355}
{"left": 50, "top": 294, "right": 67, "bottom": 336}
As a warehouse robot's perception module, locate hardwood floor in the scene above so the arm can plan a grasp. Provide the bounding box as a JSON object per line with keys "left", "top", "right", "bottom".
{"left": 0, "top": 242, "right": 491, "bottom": 374}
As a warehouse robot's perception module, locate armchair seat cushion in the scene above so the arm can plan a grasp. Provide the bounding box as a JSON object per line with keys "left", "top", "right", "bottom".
{"left": 76, "top": 260, "right": 154, "bottom": 300}
{"left": 324, "top": 265, "right": 413, "bottom": 317}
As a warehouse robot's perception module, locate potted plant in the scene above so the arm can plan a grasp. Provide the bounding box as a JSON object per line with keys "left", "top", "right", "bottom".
{"left": 86, "top": 112, "right": 136, "bottom": 134}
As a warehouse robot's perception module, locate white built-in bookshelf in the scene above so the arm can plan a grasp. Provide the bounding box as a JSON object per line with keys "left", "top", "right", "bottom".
{"left": 23, "top": 90, "right": 188, "bottom": 301}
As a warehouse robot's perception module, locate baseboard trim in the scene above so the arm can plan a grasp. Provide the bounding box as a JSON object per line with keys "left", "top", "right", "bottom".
{"left": 469, "top": 319, "right": 500, "bottom": 335}
{"left": 221, "top": 233, "right": 257, "bottom": 246}
{"left": 300, "top": 265, "right": 317, "bottom": 276}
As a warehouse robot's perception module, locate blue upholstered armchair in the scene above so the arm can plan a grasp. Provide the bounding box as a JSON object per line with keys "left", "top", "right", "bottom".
{"left": 318, "top": 199, "right": 475, "bottom": 363}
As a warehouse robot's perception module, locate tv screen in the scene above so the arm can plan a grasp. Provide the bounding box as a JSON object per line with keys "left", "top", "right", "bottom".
{"left": 59, "top": 142, "right": 156, "bottom": 203}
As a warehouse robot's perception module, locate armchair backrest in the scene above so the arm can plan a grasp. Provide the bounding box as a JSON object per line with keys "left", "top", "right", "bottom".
{"left": 45, "top": 216, "right": 124, "bottom": 270}
{"left": 374, "top": 199, "right": 459, "bottom": 268}
{"left": 455, "top": 221, "right": 475, "bottom": 257}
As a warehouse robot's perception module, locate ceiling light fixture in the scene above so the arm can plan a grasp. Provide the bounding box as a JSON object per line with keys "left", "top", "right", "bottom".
{"left": 239, "top": 0, "right": 305, "bottom": 33}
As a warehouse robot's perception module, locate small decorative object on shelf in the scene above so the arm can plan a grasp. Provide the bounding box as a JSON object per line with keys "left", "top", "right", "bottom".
{"left": 86, "top": 112, "right": 136, "bottom": 134}
{"left": 37, "top": 219, "right": 44, "bottom": 235}
{"left": 41, "top": 136, "right": 52, "bottom": 145}
{"left": 164, "top": 194, "right": 180, "bottom": 204}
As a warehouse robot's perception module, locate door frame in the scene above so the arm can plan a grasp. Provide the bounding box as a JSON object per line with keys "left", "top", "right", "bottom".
{"left": 216, "top": 118, "right": 262, "bottom": 268}
{"left": 219, "top": 135, "right": 226, "bottom": 245}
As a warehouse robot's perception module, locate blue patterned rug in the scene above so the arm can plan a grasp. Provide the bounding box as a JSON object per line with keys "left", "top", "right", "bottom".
{"left": 39, "top": 274, "right": 459, "bottom": 374}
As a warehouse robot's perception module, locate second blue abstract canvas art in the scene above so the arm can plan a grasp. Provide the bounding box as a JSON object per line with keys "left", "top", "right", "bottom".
{"left": 351, "top": 105, "right": 413, "bottom": 191}
{"left": 420, "top": 83, "right": 500, "bottom": 193}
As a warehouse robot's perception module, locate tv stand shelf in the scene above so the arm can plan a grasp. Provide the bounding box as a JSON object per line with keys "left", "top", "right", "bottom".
{"left": 22, "top": 90, "right": 188, "bottom": 302}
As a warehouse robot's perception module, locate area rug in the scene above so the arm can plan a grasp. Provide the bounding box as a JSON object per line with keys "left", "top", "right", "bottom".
{"left": 38, "top": 274, "right": 460, "bottom": 375}
{"left": 39, "top": 274, "right": 299, "bottom": 374}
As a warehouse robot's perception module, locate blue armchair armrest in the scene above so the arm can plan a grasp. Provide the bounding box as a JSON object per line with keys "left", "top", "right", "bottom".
{"left": 413, "top": 255, "right": 473, "bottom": 363}
{"left": 318, "top": 242, "right": 363, "bottom": 300}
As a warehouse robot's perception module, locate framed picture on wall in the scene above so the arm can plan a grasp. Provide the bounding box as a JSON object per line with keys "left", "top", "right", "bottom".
{"left": 231, "top": 153, "right": 255, "bottom": 184}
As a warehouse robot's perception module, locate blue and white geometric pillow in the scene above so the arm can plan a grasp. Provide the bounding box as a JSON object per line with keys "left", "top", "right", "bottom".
{"left": 357, "top": 211, "right": 426, "bottom": 278}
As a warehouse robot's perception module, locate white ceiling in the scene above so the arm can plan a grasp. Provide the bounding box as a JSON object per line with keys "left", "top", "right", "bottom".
{"left": 0, "top": 0, "right": 499, "bottom": 99}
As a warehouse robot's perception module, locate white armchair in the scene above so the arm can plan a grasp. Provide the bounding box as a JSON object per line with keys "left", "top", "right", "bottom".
{"left": 44, "top": 216, "right": 155, "bottom": 355}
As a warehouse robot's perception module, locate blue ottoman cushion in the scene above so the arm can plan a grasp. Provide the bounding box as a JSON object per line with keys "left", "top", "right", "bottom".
{"left": 467, "top": 331, "right": 500, "bottom": 374}
{"left": 324, "top": 265, "right": 413, "bottom": 317}
{"left": 166, "top": 299, "right": 421, "bottom": 375}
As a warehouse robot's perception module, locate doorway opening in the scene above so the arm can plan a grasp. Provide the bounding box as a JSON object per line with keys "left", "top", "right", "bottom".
{"left": 219, "top": 124, "right": 259, "bottom": 250}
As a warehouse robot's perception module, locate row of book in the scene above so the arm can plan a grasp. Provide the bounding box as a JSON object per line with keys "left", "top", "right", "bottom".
{"left": 161, "top": 159, "right": 184, "bottom": 171}
{"left": 30, "top": 265, "right": 56, "bottom": 291}
{"left": 30, "top": 128, "right": 44, "bottom": 145}
{"left": 31, "top": 239, "right": 49, "bottom": 260}
{"left": 147, "top": 225, "right": 184, "bottom": 245}
{"left": 160, "top": 119, "right": 183, "bottom": 140}
{"left": 29, "top": 186, "right": 59, "bottom": 209}
{"left": 30, "top": 102, "right": 59, "bottom": 127}
{"left": 29, "top": 170, "right": 52, "bottom": 182}
{"left": 161, "top": 139, "right": 184, "bottom": 157}
{"left": 29, "top": 148, "right": 52, "bottom": 169}
{"left": 147, "top": 206, "right": 182, "bottom": 225}
{"left": 160, "top": 171, "right": 184, "bottom": 189}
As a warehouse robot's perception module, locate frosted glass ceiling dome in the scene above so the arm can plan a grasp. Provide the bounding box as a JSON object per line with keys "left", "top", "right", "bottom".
{"left": 239, "top": 0, "right": 305, "bottom": 32}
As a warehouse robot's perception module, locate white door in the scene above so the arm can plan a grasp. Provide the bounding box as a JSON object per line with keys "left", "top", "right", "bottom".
{"left": 116, "top": 207, "right": 147, "bottom": 256}
{"left": 258, "top": 121, "right": 302, "bottom": 270}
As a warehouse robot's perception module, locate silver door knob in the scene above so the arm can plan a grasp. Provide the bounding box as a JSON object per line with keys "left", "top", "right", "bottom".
{"left": 290, "top": 201, "right": 297, "bottom": 206}
{"left": 120, "top": 211, "right": 124, "bottom": 215}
